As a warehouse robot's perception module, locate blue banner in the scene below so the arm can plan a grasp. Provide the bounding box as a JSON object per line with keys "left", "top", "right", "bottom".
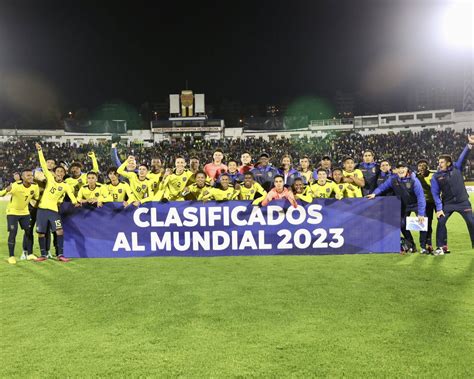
{"left": 61, "top": 198, "right": 401, "bottom": 258}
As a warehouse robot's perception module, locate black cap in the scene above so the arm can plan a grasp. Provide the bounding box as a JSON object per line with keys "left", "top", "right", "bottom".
{"left": 342, "top": 156, "right": 354, "bottom": 163}
{"left": 259, "top": 152, "right": 270, "bottom": 159}
{"left": 321, "top": 155, "right": 331, "bottom": 161}
{"left": 416, "top": 158, "right": 429, "bottom": 166}
{"left": 396, "top": 161, "right": 408, "bottom": 168}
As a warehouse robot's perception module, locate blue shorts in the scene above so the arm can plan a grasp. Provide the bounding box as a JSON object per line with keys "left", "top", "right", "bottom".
{"left": 36, "top": 209, "right": 62, "bottom": 233}
{"left": 7, "top": 215, "right": 31, "bottom": 232}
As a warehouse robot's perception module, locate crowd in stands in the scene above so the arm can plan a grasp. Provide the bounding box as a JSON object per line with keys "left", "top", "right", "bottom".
{"left": 0, "top": 128, "right": 473, "bottom": 186}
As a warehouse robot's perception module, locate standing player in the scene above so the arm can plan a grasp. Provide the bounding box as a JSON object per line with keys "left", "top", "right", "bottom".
{"left": 200, "top": 174, "right": 239, "bottom": 201}
{"left": 34, "top": 143, "right": 79, "bottom": 262}
{"left": 239, "top": 152, "right": 253, "bottom": 174}
{"left": 309, "top": 169, "right": 343, "bottom": 199}
{"left": 342, "top": 156, "right": 365, "bottom": 198}
{"left": 147, "top": 158, "right": 164, "bottom": 196}
{"left": 416, "top": 159, "right": 436, "bottom": 254}
{"left": 77, "top": 172, "right": 109, "bottom": 207}
{"left": 187, "top": 156, "right": 201, "bottom": 185}
{"left": 239, "top": 172, "right": 267, "bottom": 205}
{"left": 368, "top": 162, "right": 426, "bottom": 253}
{"left": 0, "top": 169, "right": 39, "bottom": 264}
{"left": 298, "top": 155, "right": 315, "bottom": 184}
{"left": 357, "top": 149, "right": 380, "bottom": 196}
{"left": 204, "top": 149, "right": 228, "bottom": 181}
{"left": 117, "top": 157, "right": 154, "bottom": 202}
{"left": 261, "top": 175, "right": 297, "bottom": 208}
{"left": 376, "top": 160, "right": 395, "bottom": 196}
{"left": 105, "top": 167, "right": 136, "bottom": 206}
{"left": 250, "top": 153, "right": 280, "bottom": 192}
{"left": 279, "top": 155, "right": 303, "bottom": 187}
{"left": 65, "top": 152, "right": 99, "bottom": 196}
{"left": 217, "top": 159, "right": 244, "bottom": 185}
{"left": 155, "top": 156, "right": 194, "bottom": 201}
{"left": 431, "top": 136, "right": 474, "bottom": 255}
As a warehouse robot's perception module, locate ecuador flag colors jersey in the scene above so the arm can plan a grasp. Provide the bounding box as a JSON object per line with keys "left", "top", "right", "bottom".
{"left": 239, "top": 182, "right": 267, "bottom": 205}
{"left": 342, "top": 169, "right": 364, "bottom": 198}
{"left": 200, "top": 187, "right": 239, "bottom": 201}
{"left": 146, "top": 172, "right": 163, "bottom": 195}
{"left": 37, "top": 149, "right": 77, "bottom": 212}
{"left": 106, "top": 182, "right": 135, "bottom": 202}
{"left": 77, "top": 184, "right": 109, "bottom": 202}
{"left": 117, "top": 162, "right": 154, "bottom": 201}
{"left": 309, "top": 181, "right": 343, "bottom": 199}
{"left": 0, "top": 182, "right": 40, "bottom": 216}
{"left": 161, "top": 170, "right": 194, "bottom": 201}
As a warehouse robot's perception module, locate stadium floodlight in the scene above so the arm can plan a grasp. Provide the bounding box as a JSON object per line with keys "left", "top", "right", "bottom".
{"left": 439, "top": 0, "right": 473, "bottom": 51}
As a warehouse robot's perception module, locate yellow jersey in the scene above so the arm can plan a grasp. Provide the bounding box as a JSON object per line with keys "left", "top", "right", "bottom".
{"left": 160, "top": 170, "right": 194, "bottom": 201}
{"left": 146, "top": 172, "right": 163, "bottom": 195}
{"left": 294, "top": 186, "right": 314, "bottom": 203}
{"left": 200, "top": 187, "right": 239, "bottom": 201}
{"left": 77, "top": 183, "right": 109, "bottom": 203}
{"left": 309, "top": 181, "right": 342, "bottom": 199}
{"left": 37, "top": 149, "right": 77, "bottom": 212}
{"left": 239, "top": 182, "right": 267, "bottom": 205}
{"left": 332, "top": 182, "right": 349, "bottom": 198}
{"left": 185, "top": 183, "right": 211, "bottom": 201}
{"left": 106, "top": 182, "right": 135, "bottom": 202}
{"left": 64, "top": 155, "right": 99, "bottom": 196}
{"left": 0, "top": 182, "right": 40, "bottom": 216}
{"left": 117, "top": 162, "right": 154, "bottom": 201}
{"left": 299, "top": 170, "right": 314, "bottom": 184}
{"left": 342, "top": 169, "right": 363, "bottom": 198}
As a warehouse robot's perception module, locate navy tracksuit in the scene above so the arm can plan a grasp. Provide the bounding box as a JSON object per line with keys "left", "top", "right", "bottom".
{"left": 431, "top": 145, "right": 474, "bottom": 249}
{"left": 358, "top": 162, "right": 380, "bottom": 196}
{"left": 250, "top": 165, "right": 280, "bottom": 192}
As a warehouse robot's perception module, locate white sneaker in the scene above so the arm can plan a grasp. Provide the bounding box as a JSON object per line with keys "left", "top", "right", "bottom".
{"left": 20, "top": 252, "right": 27, "bottom": 260}
{"left": 433, "top": 248, "right": 445, "bottom": 256}
{"left": 46, "top": 251, "right": 54, "bottom": 259}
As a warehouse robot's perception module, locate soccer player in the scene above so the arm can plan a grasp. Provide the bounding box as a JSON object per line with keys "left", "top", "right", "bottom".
{"left": 309, "top": 169, "right": 343, "bottom": 199}
{"left": 34, "top": 143, "right": 80, "bottom": 262}
{"left": 376, "top": 159, "right": 395, "bottom": 196}
{"left": 416, "top": 159, "right": 436, "bottom": 254}
{"left": 367, "top": 161, "right": 426, "bottom": 253}
{"left": 291, "top": 177, "right": 313, "bottom": 203}
{"left": 279, "top": 154, "right": 303, "bottom": 187}
{"left": 331, "top": 168, "right": 348, "bottom": 198}
{"left": 431, "top": 136, "right": 474, "bottom": 255}
{"left": 77, "top": 172, "right": 109, "bottom": 207}
{"left": 357, "top": 149, "right": 380, "bottom": 196}
{"left": 200, "top": 173, "right": 239, "bottom": 201}
{"left": 183, "top": 171, "right": 209, "bottom": 201}
{"left": 261, "top": 175, "right": 297, "bottom": 208}
{"left": 187, "top": 156, "right": 201, "bottom": 185}
{"left": 316, "top": 155, "right": 333, "bottom": 179}
{"left": 0, "top": 169, "right": 39, "bottom": 264}
{"left": 204, "top": 149, "right": 228, "bottom": 181}
{"left": 117, "top": 157, "right": 154, "bottom": 202}
{"left": 342, "top": 156, "right": 365, "bottom": 198}
{"left": 298, "top": 155, "right": 315, "bottom": 184}
{"left": 147, "top": 158, "right": 164, "bottom": 195}
{"left": 65, "top": 152, "right": 99, "bottom": 196}
{"left": 239, "top": 151, "right": 253, "bottom": 174}
{"left": 105, "top": 167, "right": 136, "bottom": 206}
{"left": 250, "top": 153, "right": 280, "bottom": 192}
{"left": 155, "top": 156, "right": 193, "bottom": 201}
{"left": 217, "top": 159, "right": 244, "bottom": 185}
{"left": 239, "top": 172, "right": 267, "bottom": 205}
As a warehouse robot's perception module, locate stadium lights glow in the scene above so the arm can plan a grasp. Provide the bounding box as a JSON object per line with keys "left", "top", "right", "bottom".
{"left": 439, "top": 0, "right": 473, "bottom": 51}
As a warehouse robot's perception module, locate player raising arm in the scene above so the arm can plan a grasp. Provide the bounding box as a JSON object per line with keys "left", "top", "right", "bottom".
{"left": 105, "top": 167, "right": 138, "bottom": 206}
{"left": 0, "top": 169, "right": 39, "bottom": 264}
{"left": 117, "top": 157, "right": 154, "bottom": 203}
{"left": 65, "top": 152, "right": 99, "bottom": 196}
{"left": 34, "top": 143, "right": 80, "bottom": 262}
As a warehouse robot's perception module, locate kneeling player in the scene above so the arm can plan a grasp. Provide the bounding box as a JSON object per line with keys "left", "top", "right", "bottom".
{"left": 239, "top": 172, "right": 267, "bottom": 205}
{"left": 183, "top": 171, "right": 209, "bottom": 200}
{"left": 200, "top": 173, "right": 239, "bottom": 201}
{"left": 35, "top": 143, "right": 80, "bottom": 262}
{"left": 261, "top": 175, "right": 297, "bottom": 208}
{"left": 77, "top": 172, "right": 109, "bottom": 207}
{"left": 291, "top": 177, "right": 313, "bottom": 203}
{"left": 0, "top": 169, "right": 39, "bottom": 264}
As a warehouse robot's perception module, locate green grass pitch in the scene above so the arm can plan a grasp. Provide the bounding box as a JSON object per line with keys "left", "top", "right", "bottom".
{"left": 0, "top": 199, "right": 473, "bottom": 377}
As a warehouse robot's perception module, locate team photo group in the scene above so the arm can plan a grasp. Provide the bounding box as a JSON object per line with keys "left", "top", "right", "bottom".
{"left": 1, "top": 134, "right": 473, "bottom": 263}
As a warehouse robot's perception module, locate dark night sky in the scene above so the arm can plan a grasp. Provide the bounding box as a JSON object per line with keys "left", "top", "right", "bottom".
{"left": 0, "top": 0, "right": 470, "bottom": 112}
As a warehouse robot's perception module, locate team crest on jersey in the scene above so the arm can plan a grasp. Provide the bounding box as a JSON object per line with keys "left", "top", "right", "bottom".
{"left": 118, "top": 189, "right": 123, "bottom": 194}
{"left": 251, "top": 189, "right": 254, "bottom": 194}
{"left": 30, "top": 190, "right": 34, "bottom": 195}
{"left": 58, "top": 186, "right": 63, "bottom": 191}
{"left": 95, "top": 192, "right": 99, "bottom": 197}
{"left": 326, "top": 188, "right": 331, "bottom": 193}
{"left": 142, "top": 184, "right": 147, "bottom": 190}
{"left": 78, "top": 179, "right": 83, "bottom": 183}
{"left": 406, "top": 182, "right": 412, "bottom": 189}
{"left": 268, "top": 172, "right": 273, "bottom": 177}
{"left": 183, "top": 177, "right": 187, "bottom": 182}
{"left": 372, "top": 167, "right": 376, "bottom": 173}
{"left": 339, "top": 185, "right": 343, "bottom": 189}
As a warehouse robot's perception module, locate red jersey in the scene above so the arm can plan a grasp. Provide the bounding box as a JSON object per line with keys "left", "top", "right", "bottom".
{"left": 204, "top": 163, "right": 228, "bottom": 180}
{"left": 239, "top": 164, "right": 254, "bottom": 174}
{"left": 262, "top": 187, "right": 297, "bottom": 208}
